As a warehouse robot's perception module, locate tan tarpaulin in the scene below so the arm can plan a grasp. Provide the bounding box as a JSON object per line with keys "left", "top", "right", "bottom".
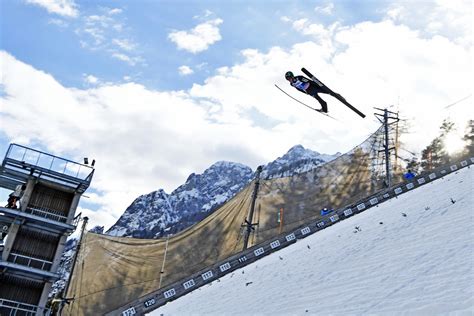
{"left": 65, "top": 184, "right": 254, "bottom": 315}
{"left": 65, "top": 128, "right": 393, "bottom": 315}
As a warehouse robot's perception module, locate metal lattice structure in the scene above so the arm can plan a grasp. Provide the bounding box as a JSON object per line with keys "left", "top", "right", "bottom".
{"left": 0, "top": 144, "right": 94, "bottom": 315}
{"left": 372, "top": 108, "right": 401, "bottom": 187}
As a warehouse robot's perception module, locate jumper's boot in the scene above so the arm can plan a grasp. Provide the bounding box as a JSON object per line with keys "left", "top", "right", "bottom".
{"left": 314, "top": 94, "right": 328, "bottom": 113}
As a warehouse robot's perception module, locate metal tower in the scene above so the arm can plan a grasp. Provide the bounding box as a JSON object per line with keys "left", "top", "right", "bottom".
{"left": 374, "top": 108, "right": 400, "bottom": 187}
{"left": 0, "top": 144, "right": 94, "bottom": 315}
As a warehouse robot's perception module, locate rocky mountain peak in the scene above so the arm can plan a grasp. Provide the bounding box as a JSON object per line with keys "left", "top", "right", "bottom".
{"left": 107, "top": 145, "right": 339, "bottom": 238}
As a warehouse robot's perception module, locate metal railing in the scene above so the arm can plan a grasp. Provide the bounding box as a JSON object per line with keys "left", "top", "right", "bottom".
{"left": 24, "top": 206, "right": 68, "bottom": 223}
{"left": 0, "top": 298, "right": 51, "bottom": 316}
{"left": 1, "top": 143, "right": 94, "bottom": 193}
{"left": 4, "top": 144, "right": 94, "bottom": 181}
{"left": 8, "top": 252, "right": 53, "bottom": 271}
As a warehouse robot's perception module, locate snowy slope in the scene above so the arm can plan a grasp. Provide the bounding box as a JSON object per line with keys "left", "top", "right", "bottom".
{"left": 151, "top": 167, "right": 473, "bottom": 315}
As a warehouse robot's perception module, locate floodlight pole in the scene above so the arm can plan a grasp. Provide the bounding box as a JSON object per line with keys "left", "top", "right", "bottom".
{"left": 374, "top": 107, "right": 399, "bottom": 188}
{"left": 383, "top": 110, "right": 391, "bottom": 186}
{"left": 243, "top": 165, "right": 263, "bottom": 251}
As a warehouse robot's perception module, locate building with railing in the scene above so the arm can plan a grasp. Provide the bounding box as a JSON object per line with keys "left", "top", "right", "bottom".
{"left": 0, "top": 144, "right": 94, "bottom": 315}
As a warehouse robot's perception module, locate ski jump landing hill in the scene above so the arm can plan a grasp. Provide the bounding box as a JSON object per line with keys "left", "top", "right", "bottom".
{"left": 110, "top": 156, "right": 473, "bottom": 316}
{"left": 153, "top": 159, "right": 473, "bottom": 315}
{"left": 63, "top": 125, "right": 472, "bottom": 315}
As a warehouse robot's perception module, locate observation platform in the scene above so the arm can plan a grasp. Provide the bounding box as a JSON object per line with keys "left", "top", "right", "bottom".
{"left": 0, "top": 143, "right": 93, "bottom": 316}
{"left": 0, "top": 259, "right": 59, "bottom": 282}
{"left": 0, "top": 143, "right": 94, "bottom": 193}
{"left": 0, "top": 206, "right": 76, "bottom": 234}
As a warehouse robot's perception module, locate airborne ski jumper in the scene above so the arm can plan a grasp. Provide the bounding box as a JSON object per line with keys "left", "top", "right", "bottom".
{"left": 283, "top": 68, "right": 366, "bottom": 118}
{"left": 285, "top": 71, "right": 330, "bottom": 113}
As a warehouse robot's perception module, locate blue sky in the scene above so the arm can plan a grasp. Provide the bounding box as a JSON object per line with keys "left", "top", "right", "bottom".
{"left": 0, "top": 0, "right": 472, "bottom": 229}
{"left": 2, "top": 0, "right": 396, "bottom": 91}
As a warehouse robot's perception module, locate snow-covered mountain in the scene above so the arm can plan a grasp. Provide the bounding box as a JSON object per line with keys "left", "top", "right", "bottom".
{"left": 107, "top": 161, "right": 254, "bottom": 238}
{"left": 107, "top": 145, "right": 339, "bottom": 238}
{"left": 261, "top": 144, "right": 340, "bottom": 179}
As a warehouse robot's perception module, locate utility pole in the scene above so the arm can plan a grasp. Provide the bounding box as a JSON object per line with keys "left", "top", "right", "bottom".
{"left": 374, "top": 108, "right": 399, "bottom": 187}
{"left": 394, "top": 110, "right": 400, "bottom": 173}
{"left": 60, "top": 216, "right": 88, "bottom": 315}
{"left": 242, "top": 165, "right": 263, "bottom": 251}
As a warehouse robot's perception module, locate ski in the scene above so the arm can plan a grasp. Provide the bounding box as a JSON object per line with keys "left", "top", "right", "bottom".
{"left": 301, "top": 67, "right": 366, "bottom": 118}
{"left": 274, "top": 84, "right": 337, "bottom": 120}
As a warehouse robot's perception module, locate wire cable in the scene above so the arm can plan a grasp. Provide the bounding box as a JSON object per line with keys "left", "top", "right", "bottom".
{"left": 444, "top": 94, "right": 472, "bottom": 109}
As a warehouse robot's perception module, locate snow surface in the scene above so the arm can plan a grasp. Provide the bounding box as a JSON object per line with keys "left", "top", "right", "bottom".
{"left": 151, "top": 167, "right": 473, "bottom": 315}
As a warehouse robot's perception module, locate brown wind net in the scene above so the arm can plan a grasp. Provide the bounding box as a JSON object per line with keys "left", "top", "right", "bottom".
{"left": 65, "top": 126, "right": 398, "bottom": 315}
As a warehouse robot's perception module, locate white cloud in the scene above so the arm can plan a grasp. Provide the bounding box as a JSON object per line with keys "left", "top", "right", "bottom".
{"left": 48, "top": 18, "right": 69, "bottom": 27}
{"left": 387, "top": 5, "right": 403, "bottom": 20}
{"left": 190, "top": 20, "right": 472, "bottom": 156}
{"left": 384, "top": 0, "right": 472, "bottom": 47}
{"left": 108, "top": 8, "right": 123, "bottom": 15}
{"left": 314, "top": 3, "right": 334, "bottom": 15}
{"left": 42, "top": 5, "right": 141, "bottom": 66}
{"left": 290, "top": 18, "right": 340, "bottom": 50}
{"left": 84, "top": 74, "right": 99, "bottom": 85}
{"left": 168, "top": 18, "right": 223, "bottom": 54}
{"left": 112, "top": 38, "right": 136, "bottom": 51}
{"left": 196, "top": 62, "right": 208, "bottom": 70}
{"left": 111, "top": 53, "right": 143, "bottom": 66}
{"left": 81, "top": 26, "right": 106, "bottom": 46}
{"left": 193, "top": 9, "right": 214, "bottom": 19}
{"left": 74, "top": 11, "right": 143, "bottom": 65}
{"left": 292, "top": 18, "right": 308, "bottom": 31}
{"left": 111, "top": 53, "right": 131, "bottom": 63}
{"left": 1, "top": 6, "right": 471, "bottom": 230}
{"left": 0, "top": 51, "right": 273, "bottom": 228}
{"left": 178, "top": 65, "right": 194, "bottom": 76}
{"left": 26, "top": 0, "right": 78, "bottom": 18}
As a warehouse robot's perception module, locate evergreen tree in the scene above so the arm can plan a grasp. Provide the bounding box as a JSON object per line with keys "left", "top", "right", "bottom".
{"left": 440, "top": 119, "right": 455, "bottom": 137}
{"left": 406, "top": 157, "right": 420, "bottom": 173}
{"left": 420, "top": 119, "right": 454, "bottom": 170}
{"left": 463, "top": 119, "right": 474, "bottom": 156}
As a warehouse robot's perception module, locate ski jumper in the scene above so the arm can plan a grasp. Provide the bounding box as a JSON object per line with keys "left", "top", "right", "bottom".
{"left": 290, "top": 75, "right": 329, "bottom": 112}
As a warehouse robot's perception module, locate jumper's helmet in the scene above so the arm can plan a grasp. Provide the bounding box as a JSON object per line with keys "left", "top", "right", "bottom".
{"left": 285, "top": 71, "right": 294, "bottom": 80}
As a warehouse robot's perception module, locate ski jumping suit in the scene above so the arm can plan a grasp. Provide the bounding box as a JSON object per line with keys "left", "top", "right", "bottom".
{"left": 290, "top": 75, "right": 330, "bottom": 112}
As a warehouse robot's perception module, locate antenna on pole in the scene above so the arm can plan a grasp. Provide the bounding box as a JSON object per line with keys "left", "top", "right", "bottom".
{"left": 374, "top": 108, "right": 400, "bottom": 187}
{"left": 242, "top": 165, "right": 263, "bottom": 251}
